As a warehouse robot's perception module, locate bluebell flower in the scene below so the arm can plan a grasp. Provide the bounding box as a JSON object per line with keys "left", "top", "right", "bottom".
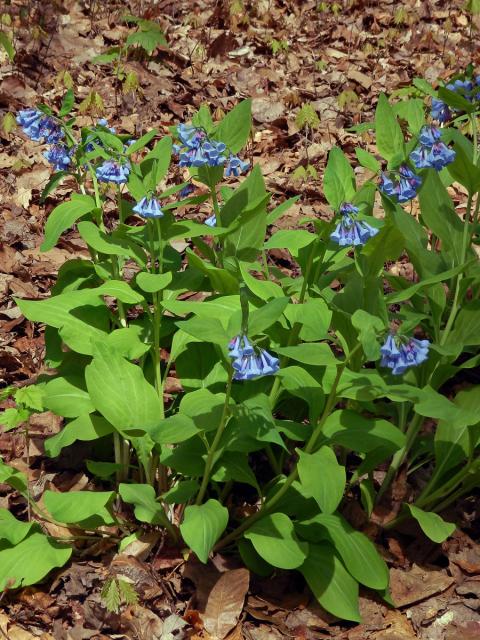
{"left": 96, "top": 160, "right": 130, "bottom": 184}
{"left": 43, "top": 144, "right": 73, "bottom": 171}
{"left": 228, "top": 334, "right": 279, "bottom": 381}
{"left": 174, "top": 123, "right": 228, "bottom": 168}
{"left": 16, "top": 109, "right": 63, "bottom": 143}
{"left": 205, "top": 214, "right": 217, "bottom": 227}
{"left": 380, "top": 165, "right": 422, "bottom": 203}
{"left": 418, "top": 125, "right": 442, "bottom": 147}
{"left": 431, "top": 98, "right": 451, "bottom": 123}
{"left": 176, "top": 124, "right": 206, "bottom": 150}
{"left": 132, "top": 196, "right": 164, "bottom": 218}
{"left": 85, "top": 119, "right": 116, "bottom": 152}
{"left": 225, "top": 155, "right": 249, "bottom": 177}
{"left": 330, "top": 215, "right": 378, "bottom": 247}
{"left": 16, "top": 108, "right": 43, "bottom": 140}
{"left": 380, "top": 334, "right": 430, "bottom": 375}
{"left": 37, "top": 117, "right": 64, "bottom": 144}
{"left": 410, "top": 125, "right": 455, "bottom": 172}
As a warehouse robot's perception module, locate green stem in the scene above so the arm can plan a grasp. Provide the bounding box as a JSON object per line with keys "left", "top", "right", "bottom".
{"left": 195, "top": 372, "right": 233, "bottom": 505}
{"left": 376, "top": 412, "right": 423, "bottom": 501}
{"left": 268, "top": 239, "right": 320, "bottom": 409}
{"left": 215, "top": 344, "right": 361, "bottom": 550}
{"left": 440, "top": 114, "right": 478, "bottom": 346}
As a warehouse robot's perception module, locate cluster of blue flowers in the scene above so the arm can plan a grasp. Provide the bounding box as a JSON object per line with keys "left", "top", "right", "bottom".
{"left": 228, "top": 335, "right": 279, "bottom": 381}
{"left": 132, "top": 196, "right": 164, "bottom": 218}
{"left": 380, "top": 334, "right": 430, "bottom": 375}
{"left": 96, "top": 159, "right": 131, "bottom": 184}
{"left": 85, "top": 118, "right": 116, "bottom": 153}
{"left": 17, "top": 108, "right": 73, "bottom": 172}
{"left": 410, "top": 125, "right": 455, "bottom": 171}
{"left": 330, "top": 203, "right": 378, "bottom": 247}
{"left": 431, "top": 76, "right": 480, "bottom": 123}
{"left": 174, "top": 123, "right": 249, "bottom": 176}
{"left": 379, "top": 164, "right": 422, "bottom": 203}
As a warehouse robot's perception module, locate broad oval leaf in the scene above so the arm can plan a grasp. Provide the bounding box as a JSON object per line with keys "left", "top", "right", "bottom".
{"left": 297, "top": 447, "right": 345, "bottom": 514}
{"left": 244, "top": 512, "right": 308, "bottom": 570}
{"left": 180, "top": 499, "right": 229, "bottom": 563}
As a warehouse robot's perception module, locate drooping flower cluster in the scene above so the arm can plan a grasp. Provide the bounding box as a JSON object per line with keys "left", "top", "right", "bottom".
{"left": 173, "top": 123, "right": 249, "bottom": 175}
{"left": 330, "top": 203, "right": 378, "bottom": 247}
{"left": 133, "top": 196, "right": 164, "bottom": 218}
{"left": 43, "top": 144, "right": 73, "bottom": 171}
{"left": 96, "top": 159, "right": 131, "bottom": 184}
{"left": 410, "top": 125, "right": 455, "bottom": 171}
{"left": 228, "top": 335, "right": 279, "bottom": 381}
{"left": 380, "top": 334, "right": 430, "bottom": 376}
{"left": 431, "top": 76, "right": 480, "bottom": 123}
{"left": 225, "top": 154, "right": 249, "bottom": 177}
{"left": 379, "top": 164, "right": 422, "bottom": 203}
{"left": 16, "top": 108, "right": 64, "bottom": 144}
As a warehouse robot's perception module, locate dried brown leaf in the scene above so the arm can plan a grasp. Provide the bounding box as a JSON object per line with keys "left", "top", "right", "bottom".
{"left": 203, "top": 568, "right": 250, "bottom": 640}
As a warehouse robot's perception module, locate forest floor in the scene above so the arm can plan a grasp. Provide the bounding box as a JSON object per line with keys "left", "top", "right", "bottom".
{"left": 1, "top": 0, "right": 480, "bottom": 638}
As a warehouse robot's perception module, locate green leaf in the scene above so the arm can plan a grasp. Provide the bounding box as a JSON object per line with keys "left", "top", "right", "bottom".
{"left": 247, "top": 296, "right": 289, "bottom": 335}
{"left": 0, "top": 407, "right": 30, "bottom": 431}
{"left": 180, "top": 499, "right": 229, "bottom": 563}
{"left": 447, "top": 143, "right": 480, "bottom": 195}
{"left": 323, "top": 410, "right": 405, "bottom": 453}
{"left": 418, "top": 171, "right": 464, "bottom": 264}
{"left": 41, "top": 195, "right": 96, "bottom": 252}
{"left": 40, "top": 170, "right": 70, "bottom": 203}
{"left": 239, "top": 263, "right": 284, "bottom": 300}
{"left": 323, "top": 146, "right": 356, "bottom": 210}
{"left": 297, "top": 447, "right": 345, "bottom": 514}
{"left": 58, "top": 89, "right": 75, "bottom": 117}
{"left": 355, "top": 148, "right": 381, "bottom": 173}
{"left": 284, "top": 299, "right": 332, "bottom": 342}
{"left": 126, "top": 129, "right": 158, "bottom": 155}
{"left": 119, "top": 483, "right": 168, "bottom": 525}
{"left": 86, "top": 461, "right": 123, "bottom": 479}
{"left": 44, "top": 490, "right": 115, "bottom": 526}
{"left": 15, "top": 385, "right": 44, "bottom": 411}
{"left": 163, "top": 480, "right": 199, "bottom": 505}
{"left": 45, "top": 414, "right": 114, "bottom": 458}
{"left": 0, "top": 32, "right": 15, "bottom": 61}
{"left": 42, "top": 375, "right": 94, "bottom": 418}
{"left": 375, "top": 93, "right": 404, "bottom": 162}
{"left": 126, "top": 26, "right": 167, "bottom": 54}
{"left": 300, "top": 543, "right": 361, "bottom": 622}
{"left": 0, "top": 458, "right": 28, "bottom": 494}
{"left": 212, "top": 452, "right": 260, "bottom": 491}
{"left": 275, "top": 366, "right": 325, "bottom": 423}
{"left": 150, "top": 414, "right": 200, "bottom": 444}
{"left": 351, "top": 309, "right": 384, "bottom": 360}
{"left": 0, "top": 533, "right": 71, "bottom": 591}
{"left": 406, "top": 505, "right": 456, "bottom": 543}
{"left": 136, "top": 271, "right": 173, "bottom": 293}
{"left": 386, "top": 261, "right": 474, "bottom": 303}
{"left": 178, "top": 316, "right": 230, "bottom": 346}
{"left": 276, "top": 343, "right": 337, "bottom": 366}
{"left": 244, "top": 513, "right": 308, "bottom": 569}
{"left": 0, "top": 509, "right": 36, "bottom": 545}
{"left": 141, "top": 136, "right": 172, "bottom": 190}
{"left": 85, "top": 343, "right": 164, "bottom": 435}
{"left": 297, "top": 514, "right": 389, "bottom": 590}
{"left": 215, "top": 99, "right": 252, "bottom": 154}
{"left": 179, "top": 389, "right": 227, "bottom": 432}
{"left": 106, "top": 326, "right": 150, "bottom": 360}
{"left": 96, "top": 280, "right": 144, "bottom": 304}
{"left": 264, "top": 229, "right": 316, "bottom": 252}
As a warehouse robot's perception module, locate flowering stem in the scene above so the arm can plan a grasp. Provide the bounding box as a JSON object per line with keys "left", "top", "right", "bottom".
{"left": 195, "top": 371, "right": 233, "bottom": 505}
{"left": 376, "top": 412, "right": 424, "bottom": 502}
{"left": 440, "top": 191, "right": 473, "bottom": 346}
{"left": 215, "top": 345, "right": 361, "bottom": 550}
{"left": 268, "top": 239, "right": 319, "bottom": 409}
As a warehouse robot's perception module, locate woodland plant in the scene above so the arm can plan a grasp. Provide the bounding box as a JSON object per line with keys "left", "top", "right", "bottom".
{"left": 2, "top": 70, "right": 480, "bottom": 622}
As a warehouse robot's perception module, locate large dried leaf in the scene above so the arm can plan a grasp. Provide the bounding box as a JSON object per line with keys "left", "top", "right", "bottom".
{"left": 203, "top": 569, "right": 250, "bottom": 640}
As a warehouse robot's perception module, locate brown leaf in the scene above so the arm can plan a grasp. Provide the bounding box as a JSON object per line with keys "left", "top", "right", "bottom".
{"left": 390, "top": 564, "right": 454, "bottom": 607}
{"left": 203, "top": 568, "right": 250, "bottom": 640}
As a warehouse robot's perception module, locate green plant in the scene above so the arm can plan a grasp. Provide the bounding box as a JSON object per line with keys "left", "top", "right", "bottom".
{"left": 3, "top": 68, "right": 480, "bottom": 623}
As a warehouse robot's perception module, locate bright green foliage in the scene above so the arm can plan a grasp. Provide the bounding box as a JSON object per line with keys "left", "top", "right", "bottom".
{"left": 6, "top": 82, "right": 480, "bottom": 626}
